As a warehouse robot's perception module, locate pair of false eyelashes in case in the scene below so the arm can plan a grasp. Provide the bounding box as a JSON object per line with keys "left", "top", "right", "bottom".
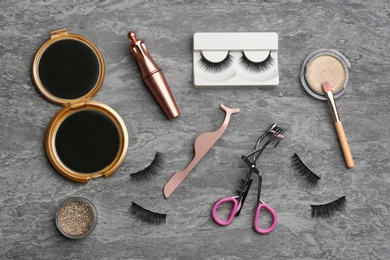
{"left": 193, "top": 32, "right": 279, "bottom": 87}
{"left": 293, "top": 153, "right": 346, "bottom": 218}
{"left": 198, "top": 51, "right": 275, "bottom": 74}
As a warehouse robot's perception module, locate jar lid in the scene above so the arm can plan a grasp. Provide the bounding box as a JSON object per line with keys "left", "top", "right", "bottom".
{"left": 32, "top": 29, "right": 105, "bottom": 105}
{"left": 300, "top": 49, "right": 350, "bottom": 100}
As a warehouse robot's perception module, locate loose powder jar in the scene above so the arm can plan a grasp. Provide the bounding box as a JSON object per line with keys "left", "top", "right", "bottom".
{"left": 300, "top": 49, "right": 351, "bottom": 100}
{"left": 32, "top": 29, "right": 129, "bottom": 183}
{"left": 56, "top": 197, "right": 97, "bottom": 239}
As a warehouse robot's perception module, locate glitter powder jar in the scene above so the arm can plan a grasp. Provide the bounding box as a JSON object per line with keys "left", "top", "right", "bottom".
{"left": 300, "top": 49, "right": 351, "bottom": 100}
{"left": 56, "top": 197, "right": 97, "bottom": 239}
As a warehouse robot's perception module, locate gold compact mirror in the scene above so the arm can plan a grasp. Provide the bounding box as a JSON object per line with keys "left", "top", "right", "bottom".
{"left": 32, "top": 29, "right": 128, "bottom": 183}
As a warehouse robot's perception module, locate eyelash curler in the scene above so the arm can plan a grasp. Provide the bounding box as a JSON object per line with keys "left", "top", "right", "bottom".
{"left": 212, "top": 124, "right": 284, "bottom": 234}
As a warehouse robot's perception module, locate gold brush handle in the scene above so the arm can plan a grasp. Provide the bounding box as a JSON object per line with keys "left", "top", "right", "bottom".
{"left": 334, "top": 121, "right": 354, "bottom": 169}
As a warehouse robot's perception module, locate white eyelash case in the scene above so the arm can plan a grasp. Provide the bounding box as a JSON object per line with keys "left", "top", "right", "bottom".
{"left": 193, "top": 32, "right": 279, "bottom": 88}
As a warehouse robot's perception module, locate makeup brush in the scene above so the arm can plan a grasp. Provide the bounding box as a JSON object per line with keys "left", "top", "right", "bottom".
{"left": 322, "top": 81, "right": 354, "bottom": 169}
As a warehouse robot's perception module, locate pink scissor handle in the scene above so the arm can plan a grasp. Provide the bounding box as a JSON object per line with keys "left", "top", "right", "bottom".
{"left": 212, "top": 197, "right": 239, "bottom": 226}
{"left": 253, "top": 201, "right": 278, "bottom": 234}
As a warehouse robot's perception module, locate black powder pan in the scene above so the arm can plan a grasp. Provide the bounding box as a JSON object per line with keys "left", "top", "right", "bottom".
{"left": 32, "top": 29, "right": 128, "bottom": 183}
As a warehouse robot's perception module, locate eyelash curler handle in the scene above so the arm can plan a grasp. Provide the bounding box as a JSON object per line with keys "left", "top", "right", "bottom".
{"left": 212, "top": 196, "right": 239, "bottom": 226}
{"left": 253, "top": 201, "right": 278, "bottom": 234}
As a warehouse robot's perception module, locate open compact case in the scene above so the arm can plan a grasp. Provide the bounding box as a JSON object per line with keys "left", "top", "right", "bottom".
{"left": 193, "top": 32, "right": 279, "bottom": 87}
{"left": 32, "top": 29, "right": 129, "bottom": 183}
{"left": 300, "top": 49, "right": 351, "bottom": 100}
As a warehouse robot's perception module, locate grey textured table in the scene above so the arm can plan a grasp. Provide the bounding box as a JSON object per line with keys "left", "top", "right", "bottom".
{"left": 1, "top": 1, "right": 390, "bottom": 259}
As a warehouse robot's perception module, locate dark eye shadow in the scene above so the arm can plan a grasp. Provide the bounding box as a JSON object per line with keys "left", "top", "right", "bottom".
{"left": 38, "top": 39, "right": 100, "bottom": 99}
{"left": 55, "top": 110, "right": 120, "bottom": 173}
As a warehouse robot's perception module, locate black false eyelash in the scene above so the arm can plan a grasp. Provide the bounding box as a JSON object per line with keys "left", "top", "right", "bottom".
{"left": 311, "top": 196, "right": 346, "bottom": 218}
{"left": 198, "top": 51, "right": 233, "bottom": 73}
{"left": 292, "top": 153, "right": 321, "bottom": 185}
{"left": 130, "top": 202, "right": 167, "bottom": 225}
{"left": 239, "top": 51, "right": 274, "bottom": 73}
{"left": 130, "top": 152, "right": 163, "bottom": 181}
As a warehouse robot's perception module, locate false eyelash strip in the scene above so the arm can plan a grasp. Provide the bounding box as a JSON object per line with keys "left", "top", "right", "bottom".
{"left": 311, "top": 196, "right": 346, "bottom": 218}
{"left": 130, "top": 152, "right": 163, "bottom": 181}
{"left": 292, "top": 153, "right": 321, "bottom": 185}
{"left": 239, "top": 51, "right": 274, "bottom": 73}
{"left": 198, "top": 51, "right": 233, "bottom": 73}
{"left": 130, "top": 202, "right": 167, "bottom": 225}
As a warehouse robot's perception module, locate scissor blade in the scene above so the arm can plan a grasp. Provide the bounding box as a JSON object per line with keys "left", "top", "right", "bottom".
{"left": 256, "top": 174, "right": 263, "bottom": 204}
{"left": 236, "top": 178, "right": 253, "bottom": 216}
{"left": 241, "top": 155, "right": 259, "bottom": 175}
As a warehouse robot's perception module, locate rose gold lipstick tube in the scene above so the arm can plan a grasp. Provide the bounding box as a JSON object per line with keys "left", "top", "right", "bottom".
{"left": 127, "top": 31, "right": 180, "bottom": 120}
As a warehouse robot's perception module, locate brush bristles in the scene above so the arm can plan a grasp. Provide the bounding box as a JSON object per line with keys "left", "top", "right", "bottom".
{"left": 130, "top": 152, "right": 163, "bottom": 181}
{"left": 130, "top": 202, "right": 167, "bottom": 225}
{"left": 322, "top": 81, "right": 332, "bottom": 92}
{"left": 292, "top": 153, "right": 321, "bottom": 185}
{"left": 311, "top": 196, "right": 346, "bottom": 218}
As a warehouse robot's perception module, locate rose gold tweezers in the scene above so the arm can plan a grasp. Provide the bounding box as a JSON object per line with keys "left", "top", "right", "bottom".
{"left": 163, "top": 104, "right": 240, "bottom": 198}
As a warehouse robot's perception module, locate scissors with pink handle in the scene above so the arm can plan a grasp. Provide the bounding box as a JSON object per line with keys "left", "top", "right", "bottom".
{"left": 212, "top": 124, "right": 284, "bottom": 234}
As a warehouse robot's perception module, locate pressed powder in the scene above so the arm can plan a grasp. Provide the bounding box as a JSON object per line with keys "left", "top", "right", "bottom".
{"left": 300, "top": 49, "right": 350, "bottom": 100}
{"left": 306, "top": 55, "right": 345, "bottom": 94}
{"left": 56, "top": 197, "right": 97, "bottom": 239}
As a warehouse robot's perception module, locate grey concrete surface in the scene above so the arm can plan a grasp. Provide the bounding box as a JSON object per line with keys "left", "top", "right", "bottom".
{"left": 1, "top": 1, "right": 390, "bottom": 259}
